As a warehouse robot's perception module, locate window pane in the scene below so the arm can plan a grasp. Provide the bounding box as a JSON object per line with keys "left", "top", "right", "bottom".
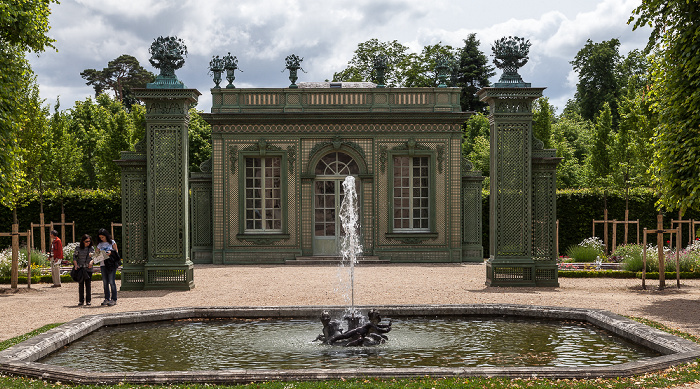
{"left": 392, "top": 156, "right": 430, "bottom": 231}
{"left": 245, "top": 157, "right": 283, "bottom": 232}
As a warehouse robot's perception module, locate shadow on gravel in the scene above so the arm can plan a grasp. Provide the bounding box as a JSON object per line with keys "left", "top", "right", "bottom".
{"left": 634, "top": 297, "right": 700, "bottom": 335}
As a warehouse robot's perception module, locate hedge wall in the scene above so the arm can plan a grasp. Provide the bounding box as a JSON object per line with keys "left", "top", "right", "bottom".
{"left": 0, "top": 189, "right": 121, "bottom": 248}
{"left": 2, "top": 187, "right": 699, "bottom": 258}
{"left": 480, "top": 187, "right": 700, "bottom": 258}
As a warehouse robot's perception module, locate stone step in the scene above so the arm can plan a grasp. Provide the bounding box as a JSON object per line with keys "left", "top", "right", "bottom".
{"left": 286, "top": 256, "right": 388, "bottom": 265}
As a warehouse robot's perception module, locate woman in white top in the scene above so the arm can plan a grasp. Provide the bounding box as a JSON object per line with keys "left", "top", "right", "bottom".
{"left": 96, "top": 228, "right": 119, "bottom": 306}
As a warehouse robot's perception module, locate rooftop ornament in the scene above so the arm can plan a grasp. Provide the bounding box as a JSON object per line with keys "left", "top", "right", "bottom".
{"left": 147, "top": 36, "right": 188, "bottom": 89}
{"left": 492, "top": 36, "right": 532, "bottom": 88}
{"left": 223, "top": 52, "right": 240, "bottom": 89}
{"left": 373, "top": 55, "right": 388, "bottom": 88}
{"left": 435, "top": 55, "right": 452, "bottom": 88}
{"left": 284, "top": 54, "right": 306, "bottom": 89}
{"left": 208, "top": 55, "right": 224, "bottom": 88}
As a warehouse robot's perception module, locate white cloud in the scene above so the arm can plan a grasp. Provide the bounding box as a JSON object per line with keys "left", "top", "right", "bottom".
{"left": 29, "top": 0, "right": 648, "bottom": 114}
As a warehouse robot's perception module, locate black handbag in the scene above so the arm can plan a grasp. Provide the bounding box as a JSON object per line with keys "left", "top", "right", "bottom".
{"left": 70, "top": 267, "right": 83, "bottom": 282}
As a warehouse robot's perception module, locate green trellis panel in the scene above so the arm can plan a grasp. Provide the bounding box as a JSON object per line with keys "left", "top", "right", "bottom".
{"left": 478, "top": 87, "right": 559, "bottom": 287}
{"left": 115, "top": 149, "right": 147, "bottom": 290}
{"left": 132, "top": 88, "right": 201, "bottom": 290}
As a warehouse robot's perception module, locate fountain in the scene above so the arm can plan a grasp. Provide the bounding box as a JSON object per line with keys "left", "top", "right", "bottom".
{"left": 323, "top": 176, "right": 394, "bottom": 347}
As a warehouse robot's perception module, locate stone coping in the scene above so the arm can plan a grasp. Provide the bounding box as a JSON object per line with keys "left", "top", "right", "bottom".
{"left": 1, "top": 304, "right": 699, "bottom": 385}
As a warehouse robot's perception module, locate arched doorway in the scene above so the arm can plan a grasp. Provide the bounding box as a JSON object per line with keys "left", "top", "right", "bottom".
{"left": 313, "top": 152, "right": 359, "bottom": 255}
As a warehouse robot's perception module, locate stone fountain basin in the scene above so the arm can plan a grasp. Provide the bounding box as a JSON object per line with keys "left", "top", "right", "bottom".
{"left": 1, "top": 304, "right": 699, "bottom": 385}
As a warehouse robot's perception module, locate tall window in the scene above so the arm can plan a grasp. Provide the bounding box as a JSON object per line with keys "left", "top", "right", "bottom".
{"left": 393, "top": 156, "right": 429, "bottom": 231}
{"left": 245, "top": 157, "right": 281, "bottom": 232}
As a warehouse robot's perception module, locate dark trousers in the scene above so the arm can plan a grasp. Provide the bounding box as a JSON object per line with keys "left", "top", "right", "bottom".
{"left": 101, "top": 265, "right": 118, "bottom": 301}
{"left": 78, "top": 276, "right": 91, "bottom": 304}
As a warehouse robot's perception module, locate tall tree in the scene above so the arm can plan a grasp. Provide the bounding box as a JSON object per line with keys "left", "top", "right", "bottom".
{"left": 587, "top": 102, "right": 614, "bottom": 185}
{"left": 570, "top": 39, "right": 622, "bottom": 126}
{"left": 0, "top": 0, "right": 57, "bottom": 200}
{"left": 45, "top": 99, "right": 81, "bottom": 214}
{"left": 630, "top": 0, "right": 700, "bottom": 214}
{"left": 456, "top": 33, "right": 495, "bottom": 112}
{"left": 80, "top": 54, "right": 155, "bottom": 109}
{"left": 332, "top": 39, "right": 409, "bottom": 87}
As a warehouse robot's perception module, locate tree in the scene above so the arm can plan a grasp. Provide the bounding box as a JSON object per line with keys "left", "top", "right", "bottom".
{"left": 45, "top": 99, "right": 81, "bottom": 214}
{"left": 630, "top": 0, "right": 700, "bottom": 214}
{"left": 80, "top": 54, "right": 155, "bottom": 109}
{"left": 462, "top": 112, "right": 489, "bottom": 156}
{"left": 456, "top": 34, "right": 495, "bottom": 112}
{"left": 570, "top": 39, "right": 622, "bottom": 126}
{"left": 587, "top": 102, "right": 614, "bottom": 186}
{"left": 532, "top": 97, "right": 554, "bottom": 148}
{"left": 552, "top": 114, "right": 593, "bottom": 189}
{"left": 0, "top": 0, "right": 57, "bottom": 200}
{"left": 188, "top": 109, "right": 212, "bottom": 171}
{"left": 401, "top": 43, "right": 455, "bottom": 88}
{"left": 332, "top": 39, "right": 409, "bottom": 87}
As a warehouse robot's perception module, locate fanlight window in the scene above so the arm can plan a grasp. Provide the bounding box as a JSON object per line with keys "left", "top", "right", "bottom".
{"left": 315, "top": 152, "right": 359, "bottom": 176}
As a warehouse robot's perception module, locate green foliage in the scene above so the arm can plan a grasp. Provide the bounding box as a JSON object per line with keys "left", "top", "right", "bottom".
{"left": 461, "top": 113, "right": 489, "bottom": 156}
{"left": 332, "top": 39, "right": 409, "bottom": 87}
{"left": 401, "top": 43, "right": 455, "bottom": 88}
{"left": 558, "top": 270, "right": 637, "bottom": 278}
{"left": 80, "top": 54, "right": 155, "bottom": 109}
{"left": 188, "top": 109, "right": 212, "bottom": 171}
{"left": 456, "top": 33, "right": 495, "bottom": 112}
{"left": 332, "top": 34, "right": 493, "bottom": 101}
{"left": 0, "top": 188, "right": 121, "bottom": 249}
{"left": 630, "top": 0, "right": 700, "bottom": 214}
{"left": 587, "top": 102, "right": 613, "bottom": 183}
{"left": 570, "top": 39, "right": 622, "bottom": 126}
{"left": 565, "top": 245, "right": 602, "bottom": 263}
{"left": 532, "top": 97, "right": 554, "bottom": 148}
{"left": 614, "top": 244, "right": 645, "bottom": 272}
{"left": 66, "top": 94, "right": 142, "bottom": 190}
{"left": 0, "top": 0, "right": 57, "bottom": 203}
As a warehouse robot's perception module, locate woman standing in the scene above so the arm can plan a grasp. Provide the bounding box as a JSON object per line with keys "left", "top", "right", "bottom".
{"left": 96, "top": 228, "right": 119, "bottom": 306}
{"left": 73, "top": 234, "right": 94, "bottom": 306}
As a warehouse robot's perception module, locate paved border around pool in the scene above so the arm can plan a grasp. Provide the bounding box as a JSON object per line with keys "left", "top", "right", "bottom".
{"left": 1, "top": 304, "right": 699, "bottom": 385}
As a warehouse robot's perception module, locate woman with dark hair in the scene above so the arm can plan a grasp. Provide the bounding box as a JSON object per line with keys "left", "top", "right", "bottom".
{"left": 73, "top": 234, "right": 94, "bottom": 306}
{"left": 96, "top": 228, "right": 119, "bottom": 306}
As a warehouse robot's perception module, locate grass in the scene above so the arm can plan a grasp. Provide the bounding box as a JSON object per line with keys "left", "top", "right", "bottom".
{"left": 1, "top": 321, "right": 699, "bottom": 388}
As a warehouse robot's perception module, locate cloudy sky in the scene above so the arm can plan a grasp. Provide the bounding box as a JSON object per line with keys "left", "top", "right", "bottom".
{"left": 28, "top": 0, "right": 650, "bottom": 114}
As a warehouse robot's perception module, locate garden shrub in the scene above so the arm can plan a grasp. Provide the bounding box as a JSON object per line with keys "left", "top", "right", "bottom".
{"left": 565, "top": 237, "right": 605, "bottom": 262}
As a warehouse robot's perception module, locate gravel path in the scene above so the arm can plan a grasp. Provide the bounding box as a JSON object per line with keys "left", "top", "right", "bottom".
{"left": 2, "top": 263, "right": 699, "bottom": 342}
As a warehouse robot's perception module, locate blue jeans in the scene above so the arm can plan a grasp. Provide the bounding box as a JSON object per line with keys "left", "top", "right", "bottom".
{"left": 101, "top": 265, "right": 118, "bottom": 301}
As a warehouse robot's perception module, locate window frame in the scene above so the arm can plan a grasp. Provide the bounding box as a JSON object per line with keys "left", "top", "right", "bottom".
{"left": 385, "top": 150, "right": 437, "bottom": 238}
{"left": 237, "top": 151, "right": 289, "bottom": 239}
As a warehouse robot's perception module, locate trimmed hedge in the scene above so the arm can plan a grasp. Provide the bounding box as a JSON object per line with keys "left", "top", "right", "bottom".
{"left": 0, "top": 189, "right": 121, "bottom": 248}
{"left": 0, "top": 272, "right": 121, "bottom": 285}
{"left": 558, "top": 270, "right": 637, "bottom": 278}
{"left": 635, "top": 271, "right": 700, "bottom": 280}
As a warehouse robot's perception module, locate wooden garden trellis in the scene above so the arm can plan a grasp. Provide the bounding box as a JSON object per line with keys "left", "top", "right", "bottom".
{"left": 592, "top": 209, "right": 640, "bottom": 254}
{"left": 30, "top": 213, "right": 76, "bottom": 253}
{"left": 642, "top": 214, "right": 681, "bottom": 290}
{"left": 111, "top": 222, "right": 122, "bottom": 242}
{"left": 0, "top": 224, "right": 33, "bottom": 289}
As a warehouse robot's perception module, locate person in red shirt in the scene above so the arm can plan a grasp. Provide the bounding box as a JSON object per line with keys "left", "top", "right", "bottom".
{"left": 49, "top": 230, "right": 63, "bottom": 287}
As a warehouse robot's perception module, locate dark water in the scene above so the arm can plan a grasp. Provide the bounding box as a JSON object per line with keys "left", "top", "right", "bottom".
{"left": 40, "top": 317, "right": 660, "bottom": 371}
